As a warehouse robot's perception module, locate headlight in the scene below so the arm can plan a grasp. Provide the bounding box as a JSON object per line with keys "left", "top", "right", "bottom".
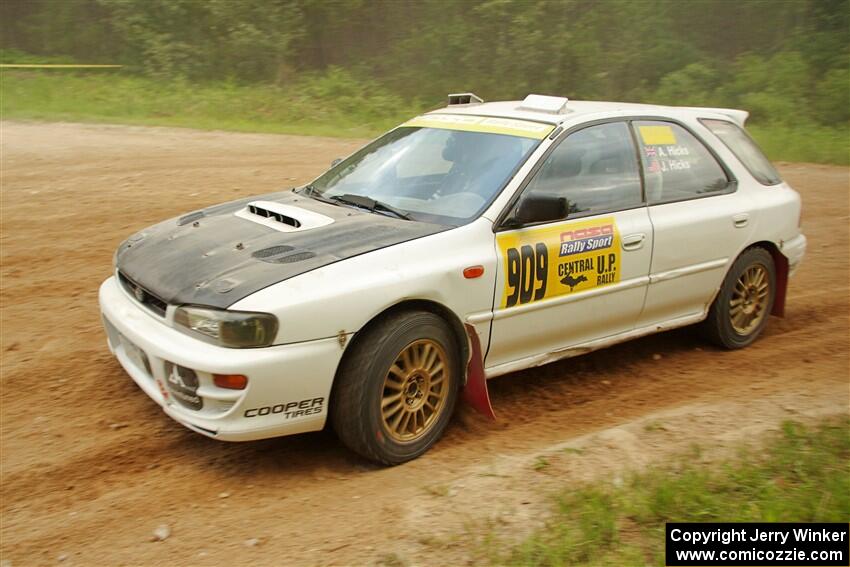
{"left": 173, "top": 306, "right": 278, "bottom": 348}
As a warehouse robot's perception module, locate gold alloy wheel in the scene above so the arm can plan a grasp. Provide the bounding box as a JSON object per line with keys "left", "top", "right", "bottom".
{"left": 381, "top": 339, "right": 449, "bottom": 442}
{"left": 729, "top": 264, "right": 770, "bottom": 335}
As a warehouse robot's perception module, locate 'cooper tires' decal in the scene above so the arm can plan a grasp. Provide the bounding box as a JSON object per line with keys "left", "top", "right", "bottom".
{"left": 498, "top": 217, "right": 621, "bottom": 308}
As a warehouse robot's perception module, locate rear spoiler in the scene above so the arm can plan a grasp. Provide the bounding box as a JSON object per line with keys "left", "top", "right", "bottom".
{"left": 684, "top": 107, "right": 749, "bottom": 127}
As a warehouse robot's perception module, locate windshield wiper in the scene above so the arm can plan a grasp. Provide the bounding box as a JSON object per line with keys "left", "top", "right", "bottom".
{"left": 300, "top": 184, "right": 340, "bottom": 206}
{"left": 330, "top": 194, "right": 411, "bottom": 220}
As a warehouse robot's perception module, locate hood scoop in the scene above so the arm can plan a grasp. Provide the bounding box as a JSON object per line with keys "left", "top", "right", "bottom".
{"left": 234, "top": 200, "right": 334, "bottom": 233}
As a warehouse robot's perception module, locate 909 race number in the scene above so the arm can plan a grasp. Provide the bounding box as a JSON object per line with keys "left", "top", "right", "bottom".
{"left": 505, "top": 243, "right": 548, "bottom": 307}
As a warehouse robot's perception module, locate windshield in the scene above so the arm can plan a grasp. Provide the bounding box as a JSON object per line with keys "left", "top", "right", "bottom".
{"left": 307, "top": 126, "right": 540, "bottom": 225}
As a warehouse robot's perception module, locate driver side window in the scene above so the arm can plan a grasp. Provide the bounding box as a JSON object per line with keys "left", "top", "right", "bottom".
{"left": 520, "top": 122, "right": 643, "bottom": 218}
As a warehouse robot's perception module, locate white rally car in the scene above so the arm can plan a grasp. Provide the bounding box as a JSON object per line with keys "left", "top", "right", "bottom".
{"left": 100, "top": 93, "right": 806, "bottom": 464}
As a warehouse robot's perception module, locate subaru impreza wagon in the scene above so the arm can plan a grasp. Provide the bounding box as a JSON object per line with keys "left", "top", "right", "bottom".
{"left": 100, "top": 93, "right": 806, "bottom": 464}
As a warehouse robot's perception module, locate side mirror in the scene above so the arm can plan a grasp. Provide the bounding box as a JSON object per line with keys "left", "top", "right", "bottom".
{"left": 330, "top": 158, "right": 343, "bottom": 167}
{"left": 509, "top": 194, "right": 568, "bottom": 227}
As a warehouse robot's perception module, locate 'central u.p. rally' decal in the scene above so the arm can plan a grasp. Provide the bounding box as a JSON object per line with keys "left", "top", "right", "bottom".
{"left": 497, "top": 217, "right": 621, "bottom": 308}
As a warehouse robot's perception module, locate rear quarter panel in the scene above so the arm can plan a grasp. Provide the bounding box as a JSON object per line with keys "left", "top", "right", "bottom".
{"left": 689, "top": 115, "right": 803, "bottom": 250}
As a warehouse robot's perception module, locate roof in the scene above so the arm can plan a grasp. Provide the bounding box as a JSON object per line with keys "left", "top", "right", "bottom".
{"left": 425, "top": 98, "right": 749, "bottom": 127}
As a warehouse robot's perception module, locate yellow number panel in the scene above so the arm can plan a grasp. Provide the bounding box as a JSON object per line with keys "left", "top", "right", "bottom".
{"left": 497, "top": 217, "right": 622, "bottom": 309}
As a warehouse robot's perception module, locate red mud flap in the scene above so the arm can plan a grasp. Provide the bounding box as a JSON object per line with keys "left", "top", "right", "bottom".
{"left": 767, "top": 247, "right": 789, "bottom": 317}
{"left": 462, "top": 324, "right": 496, "bottom": 420}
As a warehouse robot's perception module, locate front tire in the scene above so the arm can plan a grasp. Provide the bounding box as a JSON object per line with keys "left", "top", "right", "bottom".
{"left": 703, "top": 247, "right": 776, "bottom": 349}
{"left": 330, "top": 310, "right": 460, "bottom": 465}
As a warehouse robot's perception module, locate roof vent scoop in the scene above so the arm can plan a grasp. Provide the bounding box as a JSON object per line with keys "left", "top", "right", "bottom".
{"left": 448, "top": 92, "right": 484, "bottom": 105}
{"left": 518, "top": 94, "right": 569, "bottom": 114}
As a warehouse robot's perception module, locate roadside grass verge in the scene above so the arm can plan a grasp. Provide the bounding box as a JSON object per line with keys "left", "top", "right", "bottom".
{"left": 0, "top": 70, "right": 422, "bottom": 139}
{"left": 2, "top": 72, "right": 848, "bottom": 165}
{"left": 747, "top": 124, "right": 850, "bottom": 166}
{"left": 482, "top": 418, "right": 849, "bottom": 566}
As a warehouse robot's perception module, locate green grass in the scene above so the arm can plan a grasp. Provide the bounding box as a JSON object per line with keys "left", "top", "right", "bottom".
{"left": 0, "top": 70, "right": 423, "bottom": 139}
{"left": 1, "top": 71, "right": 847, "bottom": 164}
{"left": 482, "top": 418, "right": 850, "bottom": 566}
{"left": 748, "top": 124, "right": 850, "bottom": 166}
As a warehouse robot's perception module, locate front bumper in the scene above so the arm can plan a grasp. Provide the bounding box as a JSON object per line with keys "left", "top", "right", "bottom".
{"left": 99, "top": 276, "right": 344, "bottom": 441}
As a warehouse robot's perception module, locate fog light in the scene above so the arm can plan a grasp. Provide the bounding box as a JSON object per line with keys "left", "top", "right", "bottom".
{"left": 213, "top": 374, "right": 248, "bottom": 390}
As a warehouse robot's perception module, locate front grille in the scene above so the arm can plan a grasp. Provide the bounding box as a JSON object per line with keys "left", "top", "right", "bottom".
{"left": 118, "top": 271, "right": 168, "bottom": 317}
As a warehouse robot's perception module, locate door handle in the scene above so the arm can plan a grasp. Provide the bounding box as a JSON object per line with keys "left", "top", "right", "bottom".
{"left": 621, "top": 233, "right": 645, "bottom": 251}
{"left": 732, "top": 213, "right": 749, "bottom": 228}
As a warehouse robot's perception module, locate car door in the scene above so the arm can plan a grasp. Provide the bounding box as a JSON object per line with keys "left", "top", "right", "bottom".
{"left": 485, "top": 121, "right": 654, "bottom": 372}
{"left": 631, "top": 120, "right": 756, "bottom": 327}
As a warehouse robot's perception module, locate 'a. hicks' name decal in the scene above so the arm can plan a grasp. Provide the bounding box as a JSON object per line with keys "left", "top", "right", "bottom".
{"left": 498, "top": 217, "right": 621, "bottom": 308}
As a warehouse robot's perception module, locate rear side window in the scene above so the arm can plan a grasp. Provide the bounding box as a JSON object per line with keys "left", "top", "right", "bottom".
{"left": 700, "top": 119, "right": 782, "bottom": 185}
{"left": 633, "top": 121, "right": 731, "bottom": 204}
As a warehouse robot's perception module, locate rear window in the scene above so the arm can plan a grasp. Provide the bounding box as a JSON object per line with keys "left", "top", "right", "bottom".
{"left": 701, "top": 119, "right": 782, "bottom": 186}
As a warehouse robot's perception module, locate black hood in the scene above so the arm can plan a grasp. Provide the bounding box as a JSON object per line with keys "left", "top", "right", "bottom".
{"left": 116, "top": 190, "right": 447, "bottom": 309}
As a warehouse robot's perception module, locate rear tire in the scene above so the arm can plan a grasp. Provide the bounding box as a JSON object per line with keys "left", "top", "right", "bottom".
{"left": 702, "top": 247, "right": 776, "bottom": 349}
{"left": 330, "top": 310, "right": 460, "bottom": 465}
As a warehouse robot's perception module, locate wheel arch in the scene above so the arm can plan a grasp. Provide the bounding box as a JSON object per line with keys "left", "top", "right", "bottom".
{"left": 335, "top": 299, "right": 471, "bottom": 387}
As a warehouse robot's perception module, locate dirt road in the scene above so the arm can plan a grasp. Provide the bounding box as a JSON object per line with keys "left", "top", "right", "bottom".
{"left": 1, "top": 122, "right": 848, "bottom": 567}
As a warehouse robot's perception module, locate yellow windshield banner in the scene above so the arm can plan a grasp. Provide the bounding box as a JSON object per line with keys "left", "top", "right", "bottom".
{"left": 404, "top": 115, "right": 554, "bottom": 139}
